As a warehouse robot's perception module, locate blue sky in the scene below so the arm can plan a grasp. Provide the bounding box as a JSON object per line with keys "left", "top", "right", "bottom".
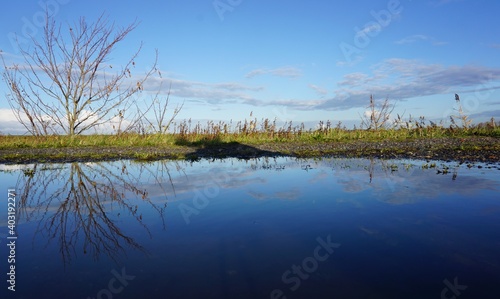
{"left": 1, "top": 0, "right": 500, "bottom": 133}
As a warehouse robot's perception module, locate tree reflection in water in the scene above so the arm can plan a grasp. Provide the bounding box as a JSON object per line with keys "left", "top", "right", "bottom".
{"left": 16, "top": 160, "right": 179, "bottom": 265}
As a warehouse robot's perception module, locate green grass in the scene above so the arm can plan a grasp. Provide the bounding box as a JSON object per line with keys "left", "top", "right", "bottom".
{"left": 1, "top": 124, "right": 499, "bottom": 150}
{"left": 0, "top": 133, "right": 177, "bottom": 149}
{"left": 1, "top": 114, "right": 499, "bottom": 152}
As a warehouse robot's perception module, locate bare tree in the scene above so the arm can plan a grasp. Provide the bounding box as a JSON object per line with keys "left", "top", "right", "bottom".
{"left": 360, "top": 95, "right": 395, "bottom": 130}
{"left": 1, "top": 12, "right": 157, "bottom": 135}
{"left": 143, "top": 83, "right": 184, "bottom": 134}
{"left": 16, "top": 160, "right": 175, "bottom": 264}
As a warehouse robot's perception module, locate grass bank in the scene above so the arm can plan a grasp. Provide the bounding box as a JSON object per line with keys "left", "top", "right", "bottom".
{"left": 1, "top": 124, "right": 500, "bottom": 149}
{"left": 1, "top": 124, "right": 500, "bottom": 164}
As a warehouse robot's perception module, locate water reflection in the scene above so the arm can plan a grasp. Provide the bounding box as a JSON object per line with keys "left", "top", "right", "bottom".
{"left": 15, "top": 161, "right": 178, "bottom": 264}
{"left": 1, "top": 157, "right": 499, "bottom": 298}
{"left": 246, "top": 157, "right": 500, "bottom": 204}
{"left": 9, "top": 157, "right": 500, "bottom": 265}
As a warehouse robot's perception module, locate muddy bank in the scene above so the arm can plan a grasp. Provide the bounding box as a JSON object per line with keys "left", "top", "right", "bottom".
{"left": 0, "top": 136, "right": 499, "bottom": 165}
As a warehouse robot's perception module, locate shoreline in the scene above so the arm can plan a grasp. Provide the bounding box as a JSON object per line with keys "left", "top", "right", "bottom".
{"left": 1, "top": 136, "right": 499, "bottom": 165}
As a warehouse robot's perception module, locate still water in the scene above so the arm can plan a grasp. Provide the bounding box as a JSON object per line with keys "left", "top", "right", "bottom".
{"left": 0, "top": 157, "right": 499, "bottom": 299}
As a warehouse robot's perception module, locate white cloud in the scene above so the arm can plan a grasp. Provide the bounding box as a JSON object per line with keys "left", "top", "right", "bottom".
{"left": 245, "top": 66, "right": 302, "bottom": 79}
{"left": 0, "top": 107, "right": 134, "bottom": 135}
{"left": 395, "top": 34, "right": 429, "bottom": 44}
{"left": 470, "top": 109, "right": 500, "bottom": 120}
{"left": 336, "top": 54, "right": 365, "bottom": 67}
{"left": 0, "top": 108, "right": 18, "bottom": 123}
{"left": 0, "top": 108, "right": 29, "bottom": 134}
{"left": 395, "top": 34, "right": 447, "bottom": 46}
{"left": 243, "top": 59, "right": 500, "bottom": 111}
{"left": 142, "top": 76, "right": 263, "bottom": 104}
{"left": 308, "top": 84, "right": 328, "bottom": 96}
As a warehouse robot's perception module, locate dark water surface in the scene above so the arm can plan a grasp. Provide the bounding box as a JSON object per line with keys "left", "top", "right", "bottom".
{"left": 1, "top": 157, "right": 499, "bottom": 299}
